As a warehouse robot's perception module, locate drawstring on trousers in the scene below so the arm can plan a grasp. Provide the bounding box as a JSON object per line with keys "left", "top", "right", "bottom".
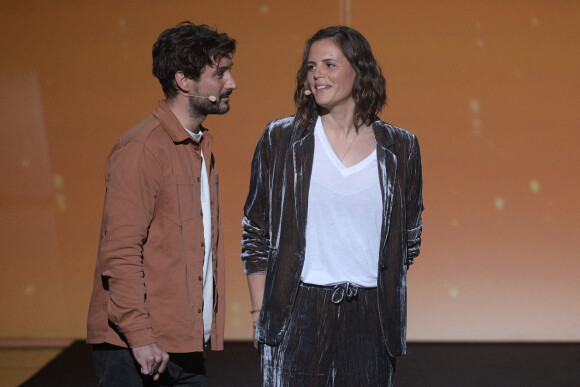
{"left": 331, "top": 282, "right": 359, "bottom": 304}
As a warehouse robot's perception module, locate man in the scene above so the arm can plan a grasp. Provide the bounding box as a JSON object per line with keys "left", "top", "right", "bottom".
{"left": 87, "top": 21, "right": 236, "bottom": 385}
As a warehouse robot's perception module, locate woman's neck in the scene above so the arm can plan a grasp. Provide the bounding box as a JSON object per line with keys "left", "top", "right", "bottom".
{"left": 320, "top": 110, "right": 357, "bottom": 139}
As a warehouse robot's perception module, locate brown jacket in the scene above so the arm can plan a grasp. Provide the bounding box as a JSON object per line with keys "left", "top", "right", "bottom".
{"left": 87, "top": 101, "right": 225, "bottom": 352}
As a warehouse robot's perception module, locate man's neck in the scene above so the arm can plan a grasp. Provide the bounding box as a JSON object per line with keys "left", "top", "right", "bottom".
{"left": 166, "top": 96, "right": 205, "bottom": 133}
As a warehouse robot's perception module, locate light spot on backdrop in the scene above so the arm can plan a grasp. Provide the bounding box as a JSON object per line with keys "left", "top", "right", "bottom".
{"left": 449, "top": 288, "right": 459, "bottom": 298}
{"left": 529, "top": 179, "right": 540, "bottom": 194}
{"left": 24, "top": 285, "right": 35, "bottom": 296}
{"left": 53, "top": 174, "right": 66, "bottom": 211}
{"left": 470, "top": 99, "right": 480, "bottom": 114}
{"left": 231, "top": 302, "right": 241, "bottom": 327}
{"left": 118, "top": 18, "right": 127, "bottom": 32}
{"left": 495, "top": 197, "right": 505, "bottom": 210}
{"left": 55, "top": 194, "right": 66, "bottom": 211}
{"left": 470, "top": 99, "right": 482, "bottom": 136}
{"left": 53, "top": 174, "right": 63, "bottom": 190}
{"left": 472, "top": 118, "right": 482, "bottom": 136}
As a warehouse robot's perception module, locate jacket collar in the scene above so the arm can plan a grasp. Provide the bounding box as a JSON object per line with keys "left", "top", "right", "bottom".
{"left": 295, "top": 114, "right": 394, "bottom": 149}
{"left": 371, "top": 116, "right": 395, "bottom": 150}
{"left": 153, "top": 100, "right": 209, "bottom": 144}
{"left": 290, "top": 113, "right": 316, "bottom": 145}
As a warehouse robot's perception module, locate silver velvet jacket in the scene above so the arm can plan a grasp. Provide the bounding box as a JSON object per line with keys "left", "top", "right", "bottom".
{"left": 241, "top": 115, "right": 424, "bottom": 357}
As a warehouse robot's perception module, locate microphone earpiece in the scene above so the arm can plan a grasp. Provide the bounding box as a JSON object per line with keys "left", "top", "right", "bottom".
{"left": 304, "top": 89, "right": 312, "bottom": 96}
{"left": 207, "top": 95, "right": 217, "bottom": 103}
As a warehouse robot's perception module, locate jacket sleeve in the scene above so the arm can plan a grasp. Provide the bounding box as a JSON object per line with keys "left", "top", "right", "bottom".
{"left": 405, "top": 135, "right": 424, "bottom": 266}
{"left": 241, "top": 131, "right": 271, "bottom": 274}
{"left": 98, "top": 139, "right": 162, "bottom": 347}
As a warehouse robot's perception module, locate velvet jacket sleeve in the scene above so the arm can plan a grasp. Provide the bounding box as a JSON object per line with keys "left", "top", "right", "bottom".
{"left": 405, "top": 135, "right": 424, "bottom": 266}
{"left": 241, "top": 129, "right": 272, "bottom": 274}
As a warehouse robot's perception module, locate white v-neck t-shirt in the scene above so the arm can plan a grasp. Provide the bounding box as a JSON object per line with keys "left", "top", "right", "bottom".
{"left": 301, "top": 117, "right": 382, "bottom": 287}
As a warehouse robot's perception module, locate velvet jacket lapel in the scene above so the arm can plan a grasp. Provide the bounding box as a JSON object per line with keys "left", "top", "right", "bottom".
{"left": 373, "top": 120, "right": 397, "bottom": 270}
{"left": 290, "top": 119, "right": 315, "bottom": 253}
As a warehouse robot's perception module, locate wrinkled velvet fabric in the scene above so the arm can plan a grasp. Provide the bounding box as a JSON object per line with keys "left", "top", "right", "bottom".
{"left": 241, "top": 115, "right": 424, "bottom": 358}
{"left": 261, "top": 282, "right": 395, "bottom": 386}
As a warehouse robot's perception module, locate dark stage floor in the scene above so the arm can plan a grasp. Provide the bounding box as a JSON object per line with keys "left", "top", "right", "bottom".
{"left": 21, "top": 341, "right": 580, "bottom": 386}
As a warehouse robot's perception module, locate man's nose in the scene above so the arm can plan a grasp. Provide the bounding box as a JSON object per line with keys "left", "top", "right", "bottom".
{"left": 225, "top": 73, "right": 237, "bottom": 90}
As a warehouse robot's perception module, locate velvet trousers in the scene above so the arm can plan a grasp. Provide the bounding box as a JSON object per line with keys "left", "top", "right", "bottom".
{"left": 261, "top": 282, "right": 396, "bottom": 386}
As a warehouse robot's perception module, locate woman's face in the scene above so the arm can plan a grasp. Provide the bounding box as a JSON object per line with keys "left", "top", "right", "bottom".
{"left": 306, "top": 38, "right": 357, "bottom": 114}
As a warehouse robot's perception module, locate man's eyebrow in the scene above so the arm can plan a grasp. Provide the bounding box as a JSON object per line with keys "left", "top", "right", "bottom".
{"left": 214, "top": 63, "right": 233, "bottom": 72}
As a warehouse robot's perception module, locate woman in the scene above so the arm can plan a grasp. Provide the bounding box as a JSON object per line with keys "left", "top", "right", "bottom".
{"left": 241, "top": 25, "right": 424, "bottom": 386}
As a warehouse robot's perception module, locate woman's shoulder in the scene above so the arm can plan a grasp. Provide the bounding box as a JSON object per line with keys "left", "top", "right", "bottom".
{"left": 258, "top": 115, "right": 299, "bottom": 146}
{"left": 264, "top": 115, "right": 296, "bottom": 133}
{"left": 372, "top": 118, "right": 418, "bottom": 143}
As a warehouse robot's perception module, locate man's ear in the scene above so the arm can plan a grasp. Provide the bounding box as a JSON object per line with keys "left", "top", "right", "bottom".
{"left": 175, "top": 71, "right": 190, "bottom": 92}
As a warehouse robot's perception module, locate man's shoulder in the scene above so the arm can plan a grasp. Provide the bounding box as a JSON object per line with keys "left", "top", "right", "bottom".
{"left": 106, "top": 113, "right": 172, "bottom": 163}
{"left": 119, "top": 113, "right": 166, "bottom": 145}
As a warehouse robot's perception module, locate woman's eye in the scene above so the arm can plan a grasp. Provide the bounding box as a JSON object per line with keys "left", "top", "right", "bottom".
{"left": 307, "top": 65, "right": 315, "bottom": 71}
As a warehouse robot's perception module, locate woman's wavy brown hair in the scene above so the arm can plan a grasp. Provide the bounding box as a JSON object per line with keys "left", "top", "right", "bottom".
{"left": 294, "top": 26, "right": 387, "bottom": 132}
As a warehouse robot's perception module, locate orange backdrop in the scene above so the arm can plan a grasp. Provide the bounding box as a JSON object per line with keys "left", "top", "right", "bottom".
{"left": 1, "top": 0, "right": 578, "bottom": 341}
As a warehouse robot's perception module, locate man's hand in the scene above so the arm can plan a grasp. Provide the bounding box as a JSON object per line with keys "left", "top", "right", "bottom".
{"left": 132, "top": 343, "right": 170, "bottom": 381}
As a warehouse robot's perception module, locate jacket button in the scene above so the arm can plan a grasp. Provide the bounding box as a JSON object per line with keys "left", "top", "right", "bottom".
{"left": 198, "top": 275, "right": 203, "bottom": 281}
{"left": 201, "top": 242, "right": 205, "bottom": 247}
{"left": 197, "top": 177, "right": 200, "bottom": 182}
{"left": 194, "top": 146, "right": 200, "bottom": 151}
{"left": 379, "top": 264, "right": 386, "bottom": 271}
{"left": 200, "top": 210, "right": 203, "bottom": 216}
{"left": 198, "top": 308, "right": 202, "bottom": 313}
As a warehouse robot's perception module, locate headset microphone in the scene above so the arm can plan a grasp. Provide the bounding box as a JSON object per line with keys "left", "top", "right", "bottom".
{"left": 179, "top": 90, "right": 217, "bottom": 103}
{"left": 202, "top": 95, "right": 218, "bottom": 103}
{"left": 304, "top": 89, "right": 312, "bottom": 96}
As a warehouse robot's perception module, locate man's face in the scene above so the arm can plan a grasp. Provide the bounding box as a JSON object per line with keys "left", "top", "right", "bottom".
{"left": 189, "top": 56, "right": 236, "bottom": 117}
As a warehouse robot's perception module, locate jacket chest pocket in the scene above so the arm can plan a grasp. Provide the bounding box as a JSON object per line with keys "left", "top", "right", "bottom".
{"left": 161, "top": 174, "right": 201, "bottom": 226}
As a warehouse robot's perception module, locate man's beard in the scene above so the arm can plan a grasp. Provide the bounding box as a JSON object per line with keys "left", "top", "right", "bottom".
{"left": 188, "top": 93, "right": 230, "bottom": 119}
